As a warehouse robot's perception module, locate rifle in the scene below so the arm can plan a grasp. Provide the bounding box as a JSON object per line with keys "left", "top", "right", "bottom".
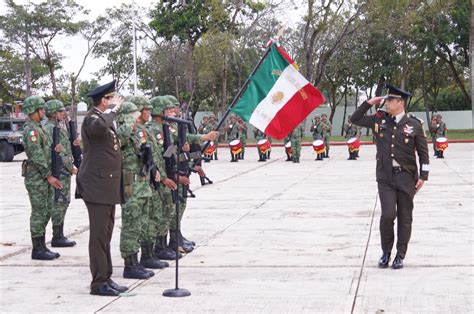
{"left": 138, "top": 142, "right": 160, "bottom": 191}
{"left": 187, "top": 117, "right": 213, "bottom": 186}
{"left": 51, "top": 124, "right": 68, "bottom": 202}
{"left": 162, "top": 123, "right": 183, "bottom": 204}
{"left": 68, "top": 119, "right": 82, "bottom": 168}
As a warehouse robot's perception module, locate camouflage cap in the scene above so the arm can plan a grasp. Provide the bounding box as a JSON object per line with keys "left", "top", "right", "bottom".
{"left": 150, "top": 96, "right": 167, "bottom": 116}
{"left": 45, "top": 99, "right": 66, "bottom": 116}
{"left": 22, "top": 96, "right": 46, "bottom": 115}
{"left": 163, "top": 95, "right": 179, "bottom": 106}
{"left": 130, "top": 96, "right": 152, "bottom": 112}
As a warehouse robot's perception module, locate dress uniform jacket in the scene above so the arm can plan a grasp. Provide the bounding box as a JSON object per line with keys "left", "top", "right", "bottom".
{"left": 350, "top": 101, "right": 429, "bottom": 183}
{"left": 76, "top": 108, "right": 123, "bottom": 204}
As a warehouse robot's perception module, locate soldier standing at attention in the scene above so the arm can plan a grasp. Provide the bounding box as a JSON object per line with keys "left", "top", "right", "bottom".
{"left": 148, "top": 96, "right": 183, "bottom": 261}
{"left": 310, "top": 114, "right": 323, "bottom": 140}
{"left": 344, "top": 114, "right": 361, "bottom": 160}
{"left": 206, "top": 114, "right": 219, "bottom": 160}
{"left": 290, "top": 122, "right": 304, "bottom": 163}
{"left": 22, "top": 96, "right": 62, "bottom": 261}
{"left": 198, "top": 115, "right": 209, "bottom": 134}
{"left": 76, "top": 80, "right": 128, "bottom": 296}
{"left": 253, "top": 128, "right": 267, "bottom": 162}
{"left": 430, "top": 113, "right": 448, "bottom": 158}
{"left": 237, "top": 116, "right": 248, "bottom": 160}
{"left": 350, "top": 83, "right": 429, "bottom": 270}
{"left": 321, "top": 113, "right": 332, "bottom": 158}
{"left": 226, "top": 115, "right": 240, "bottom": 162}
{"left": 116, "top": 99, "right": 160, "bottom": 280}
{"left": 44, "top": 99, "right": 77, "bottom": 247}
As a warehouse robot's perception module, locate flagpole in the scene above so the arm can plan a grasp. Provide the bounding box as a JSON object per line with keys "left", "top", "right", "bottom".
{"left": 201, "top": 43, "right": 273, "bottom": 154}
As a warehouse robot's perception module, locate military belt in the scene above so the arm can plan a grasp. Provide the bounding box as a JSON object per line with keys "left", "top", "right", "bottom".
{"left": 133, "top": 174, "right": 148, "bottom": 181}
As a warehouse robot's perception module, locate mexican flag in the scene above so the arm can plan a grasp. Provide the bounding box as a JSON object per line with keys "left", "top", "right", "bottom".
{"left": 231, "top": 42, "right": 325, "bottom": 139}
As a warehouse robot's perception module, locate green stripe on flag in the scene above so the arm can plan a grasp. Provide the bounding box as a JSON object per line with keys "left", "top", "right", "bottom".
{"left": 231, "top": 44, "right": 290, "bottom": 121}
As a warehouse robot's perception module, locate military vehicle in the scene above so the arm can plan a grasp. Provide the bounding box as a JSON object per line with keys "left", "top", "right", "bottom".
{"left": 0, "top": 117, "right": 25, "bottom": 162}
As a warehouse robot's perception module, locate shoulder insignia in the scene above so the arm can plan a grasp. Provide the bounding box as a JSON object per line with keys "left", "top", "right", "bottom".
{"left": 408, "top": 114, "right": 424, "bottom": 124}
{"left": 137, "top": 130, "right": 147, "bottom": 144}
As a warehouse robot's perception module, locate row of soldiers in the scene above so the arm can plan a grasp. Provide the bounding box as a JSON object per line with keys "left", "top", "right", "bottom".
{"left": 21, "top": 93, "right": 218, "bottom": 281}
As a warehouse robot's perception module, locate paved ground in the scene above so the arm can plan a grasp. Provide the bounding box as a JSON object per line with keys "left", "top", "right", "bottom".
{"left": 0, "top": 143, "right": 472, "bottom": 313}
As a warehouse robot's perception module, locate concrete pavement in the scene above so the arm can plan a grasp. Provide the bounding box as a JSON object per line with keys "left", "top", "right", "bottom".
{"left": 0, "top": 143, "right": 472, "bottom": 313}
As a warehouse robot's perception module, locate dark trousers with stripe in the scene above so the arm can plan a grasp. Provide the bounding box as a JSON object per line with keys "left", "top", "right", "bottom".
{"left": 377, "top": 170, "right": 416, "bottom": 259}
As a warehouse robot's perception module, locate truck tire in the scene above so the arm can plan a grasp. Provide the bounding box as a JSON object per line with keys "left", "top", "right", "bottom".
{"left": 0, "top": 141, "right": 14, "bottom": 162}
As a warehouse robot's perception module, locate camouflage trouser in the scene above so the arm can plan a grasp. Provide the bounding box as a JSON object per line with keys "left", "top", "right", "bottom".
{"left": 291, "top": 139, "right": 301, "bottom": 159}
{"left": 120, "top": 195, "right": 150, "bottom": 258}
{"left": 147, "top": 189, "right": 165, "bottom": 241}
{"left": 159, "top": 188, "right": 175, "bottom": 236}
{"left": 169, "top": 184, "right": 187, "bottom": 231}
{"left": 241, "top": 137, "right": 246, "bottom": 154}
{"left": 324, "top": 136, "right": 330, "bottom": 151}
{"left": 51, "top": 174, "right": 71, "bottom": 227}
{"left": 25, "top": 170, "right": 52, "bottom": 238}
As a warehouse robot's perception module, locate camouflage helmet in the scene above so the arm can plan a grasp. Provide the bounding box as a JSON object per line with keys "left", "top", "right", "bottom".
{"left": 163, "top": 95, "right": 179, "bottom": 106}
{"left": 321, "top": 113, "right": 327, "bottom": 118}
{"left": 45, "top": 99, "right": 66, "bottom": 116}
{"left": 314, "top": 114, "right": 321, "bottom": 119}
{"left": 22, "top": 96, "right": 46, "bottom": 115}
{"left": 150, "top": 96, "right": 168, "bottom": 116}
{"left": 119, "top": 101, "right": 138, "bottom": 115}
{"left": 131, "top": 96, "right": 152, "bottom": 112}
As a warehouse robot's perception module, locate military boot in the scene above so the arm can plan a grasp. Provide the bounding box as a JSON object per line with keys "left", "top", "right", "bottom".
{"left": 267, "top": 151, "right": 271, "bottom": 159}
{"left": 140, "top": 242, "right": 168, "bottom": 269}
{"left": 169, "top": 230, "right": 193, "bottom": 254}
{"left": 154, "top": 235, "right": 182, "bottom": 260}
{"left": 51, "top": 224, "right": 76, "bottom": 247}
{"left": 258, "top": 153, "right": 266, "bottom": 162}
{"left": 41, "top": 235, "right": 60, "bottom": 258}
{"left": 180, "top": 230, "right": 195, "bottom": 247}
{"left": 230, "top": 154, "right": 237, "bottom": 162}
{"left": 31, "top": 237, "right": 57, "bottom": 260}
{"left": 316, "top": 154, "right": 323, "bottom": 161}
{"left": 285, "top": 153, "right": 291, "bottom": 161}
{"left": 123, "top": 253, "right": 153, "bottom": 279}
{"left": 439, "top": 151, "right": 444, "bottom": 158}
{"left": 214, "top": 152, "right": 218, "bottom": 160}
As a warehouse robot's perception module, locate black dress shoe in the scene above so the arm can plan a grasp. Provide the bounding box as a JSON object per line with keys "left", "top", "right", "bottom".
{"left": 90, "top": 284, "right": 120, "bottom": 296}
{"left": 392, "top": 255, "right": 404, "bottom": 269}
{"left": 107, "top": 280, "right": 128, "bottom": 293}
{"left": 378, "top": 253, "right": 391, "bottom": 268}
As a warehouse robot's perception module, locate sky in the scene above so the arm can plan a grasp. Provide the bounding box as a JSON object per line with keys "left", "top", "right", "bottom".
{"left": 2, "top": 0, "right": 303, "bottom": 88}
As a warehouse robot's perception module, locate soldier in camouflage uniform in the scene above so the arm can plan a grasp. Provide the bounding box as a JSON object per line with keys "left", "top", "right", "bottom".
{"left": 254, "top": 128, "right": 268, "bottom": 162}
{"left": 310, "top": 115, "right": 325, "bottom": 160}
{"left": 344, "top": 114, "right": 361, "bottom": 160}
{"left": 290, "top": 123, "right": 304, "bottom": 163}
{"left": 237, "top": 116, "right": 247, "bottom": 160}
{"left": 44, "top": 100, "right": 77, "bottom": 247}
{"left": 148, "top": 96, "right": 183, "bottom": 261}
{"left": 226, "top": 115, "right": 240, "bottom": 162}
{"left": 321, "top": 113, "right": 332, "bottom": 158}
{"left": 163, "top": 95, "right": 218, "bottom": 254}
{"left": 198, "top": 115, "right": 209, "bottom": 134}
{"left": 205, "top": 114, "right": 219, "bottom": 160}
{"left": 22, "top": 96, "right": 62, "bottom": 260}
{"left": 117, "top": 100, "right": 157, "bottom": 280}
{"left": 429, "top": 113, "right": 448, "bottom": 158}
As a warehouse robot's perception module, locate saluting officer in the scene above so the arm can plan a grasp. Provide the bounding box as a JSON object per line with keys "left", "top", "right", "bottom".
{"left": 76, "top": 80, "right": 128, "bottom": 296}
{"left": 350, "top": 83, "right": 429, "bottom": 270}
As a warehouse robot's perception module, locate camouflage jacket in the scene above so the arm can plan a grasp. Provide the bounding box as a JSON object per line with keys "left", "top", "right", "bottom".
{"left": 23, "top": 120, "right": 51, "bottom": 179}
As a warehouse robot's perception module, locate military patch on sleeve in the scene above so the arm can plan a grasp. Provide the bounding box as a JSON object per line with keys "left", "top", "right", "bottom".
{"left": 137, "top": 130, "right": 147, "bottom": 144}
{"left": 28, "top": 130, "right": 38, "bottom": 143}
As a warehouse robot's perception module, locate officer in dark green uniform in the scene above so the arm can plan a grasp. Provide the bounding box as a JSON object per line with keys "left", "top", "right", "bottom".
{"left": 350, "top": 83, "right": 429, "bottom": 270}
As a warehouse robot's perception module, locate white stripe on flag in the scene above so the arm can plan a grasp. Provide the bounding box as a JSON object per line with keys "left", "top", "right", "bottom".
{"left": 249, "top": 64, "right": 308, "bottom": 131}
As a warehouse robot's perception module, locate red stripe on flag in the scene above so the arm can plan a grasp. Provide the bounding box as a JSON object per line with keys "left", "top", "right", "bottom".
{"left": 264, "top": 84, "right": 325, "bottom": 139}
{"left": 276, "top": 45, "right": 295, "bottom": 64}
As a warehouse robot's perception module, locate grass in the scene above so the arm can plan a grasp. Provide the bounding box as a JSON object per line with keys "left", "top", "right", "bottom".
{"left": 241, "top": 129, "right": 474, "bottom": 144}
